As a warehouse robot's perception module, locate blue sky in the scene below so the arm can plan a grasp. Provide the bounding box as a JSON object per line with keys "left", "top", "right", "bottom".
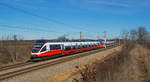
{"left": 0, "top": 0, "right": 150, "bottom": 40}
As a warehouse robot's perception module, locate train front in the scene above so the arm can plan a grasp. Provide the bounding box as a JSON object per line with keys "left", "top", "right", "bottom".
{"left": 30, "top": 40, "right": 47, "bottom": 60}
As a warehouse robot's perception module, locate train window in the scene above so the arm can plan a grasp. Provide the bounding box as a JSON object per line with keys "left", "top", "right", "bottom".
{"left": 32, "top": 43, "right": 43, "bottom": 53}
{"left": 82, "top": 45, "right": 84, "bottom": 48}
{"left": 72, "top": 46, "right": 76, "bottom": 49}
{"left": 40, "top": 46, "right": 46, "bottom": 52}
{"left": 78, "top": 45, "right": 82, "bottom": 48}
{"left": 87, "top": 45, "right": 89, "bottom": 47}
{"left": 65, "top": 46, "right": 71, "bottom": 50}
{"left": 50, "top": 45, "right": 61, "bottom": 50}
{"left": 86, "top": 45, "right": 88, "bottom": 47}
{"left": 56, "top": 45, "right": 61, "bottom": 49}
{"left": 83, "top": 45, "right": 86, "bottom": 48}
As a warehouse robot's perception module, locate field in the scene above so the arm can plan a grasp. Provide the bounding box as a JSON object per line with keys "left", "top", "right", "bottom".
{"left": 0, "top": 40, "right": 34, "bottom": 67}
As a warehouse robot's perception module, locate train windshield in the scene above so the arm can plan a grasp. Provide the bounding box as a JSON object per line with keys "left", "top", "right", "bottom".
{"left": 32, "top": 43, "right": 43, "bottom": 53}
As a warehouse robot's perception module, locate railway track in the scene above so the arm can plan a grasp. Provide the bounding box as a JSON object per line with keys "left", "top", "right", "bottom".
{"left": 0, "top": 62, "right": 33, "bottom": 71}
{"left": 0, "top": 46, "right": 117, "bottom": 81}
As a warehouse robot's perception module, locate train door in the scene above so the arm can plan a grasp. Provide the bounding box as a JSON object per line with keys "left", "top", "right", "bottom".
{"left": 61, "top": 44, "right": 64, "bottom": 55}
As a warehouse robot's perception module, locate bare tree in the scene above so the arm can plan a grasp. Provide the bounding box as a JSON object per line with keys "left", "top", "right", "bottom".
{"left": 57, "top": 35, "right": 69, "bottom": 41}
{"left": 121, "top": 27, "right": 150, "bottom": 48}
{"left": 121, "top": 30, "right": 130, "bottom": 44}
{"left": 13, "top": 35, "right": 17, "bottom": 41}
{"left": 137, "top": 27, "right": 148, "bottom": 44}
{"left": 121, "top": 29, "right": 137, "bottom": 49}
{"left": 2, "top": 35, "right": 19, "bottom": 63}
{"left": 130, "top": 29, "right": 137, "bottom": 41}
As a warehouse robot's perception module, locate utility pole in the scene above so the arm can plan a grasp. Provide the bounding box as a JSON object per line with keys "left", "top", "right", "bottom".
{"left": 80, "top": 32, "right": 82, "bottom": 41}
{"left": 119, "top": 33, "right": 121, "bottom": 45}
{"left": 103, "top": 31, "right": 107, "bottom": 48}
{"left": 97, "top": 32, "right": 100, "bottom": 41}
{"left": 13, "top": 34, "right": 17, "bottom": 61}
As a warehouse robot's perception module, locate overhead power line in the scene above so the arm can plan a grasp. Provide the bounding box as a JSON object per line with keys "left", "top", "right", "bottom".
{"left": 0, "top": 2, "right": 89, "bottom": 32}
{"left": 0, "top": 24, "right": 82, "bottom": 38}
{"left": 0, "top": 24, "right": 63, "bottom": 34}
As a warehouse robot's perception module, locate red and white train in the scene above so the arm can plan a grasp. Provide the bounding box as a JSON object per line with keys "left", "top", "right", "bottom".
{"left": 30, "top": 40, "right": 104, "bottom": 60}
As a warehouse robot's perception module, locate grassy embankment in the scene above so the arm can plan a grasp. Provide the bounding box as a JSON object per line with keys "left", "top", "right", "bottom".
{"left": 77, "top": 43, "right": 150, "bottom": 82}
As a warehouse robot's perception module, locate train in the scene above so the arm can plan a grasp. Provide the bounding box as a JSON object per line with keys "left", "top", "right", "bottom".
{"left": 30, "top": 40, "right": 114, "bottom": 60}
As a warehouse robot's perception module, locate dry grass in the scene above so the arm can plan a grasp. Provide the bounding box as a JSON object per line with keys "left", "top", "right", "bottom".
{"left": 0, "top": 41, "right": 34, "bottom": 67}
{"left": 76, "top": 43, "right": 150, "bottom": 82}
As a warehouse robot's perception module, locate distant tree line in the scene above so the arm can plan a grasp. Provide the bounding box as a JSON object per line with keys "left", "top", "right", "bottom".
{"left": 121, "top": 26, "right": 150, "bottom": 48}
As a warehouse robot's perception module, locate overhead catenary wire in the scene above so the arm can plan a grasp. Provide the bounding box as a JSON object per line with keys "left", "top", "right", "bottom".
{"left": 0, "top": 2, "right": 107, "bottom": 40}
{"left": 0, "top": 24, "right": 64, "bottom": 34}
{"left": 0, "top": 2, "right": 90, "bottom": 32}
{"left": 0, "top": 24, "right": 66, "bottom": 39}
{"left": 0, "top": 26, "right": 49, "bottom": 35}
{"left": 0, "top": 24, "right": 82, "bottom": 39}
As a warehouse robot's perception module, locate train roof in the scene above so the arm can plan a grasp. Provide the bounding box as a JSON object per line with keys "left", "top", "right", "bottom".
{"left": 41, "top": 41, "right": 104, "bottom": 47}
{"left": 35, "top": 40, "right": 48, "bottom": 43}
